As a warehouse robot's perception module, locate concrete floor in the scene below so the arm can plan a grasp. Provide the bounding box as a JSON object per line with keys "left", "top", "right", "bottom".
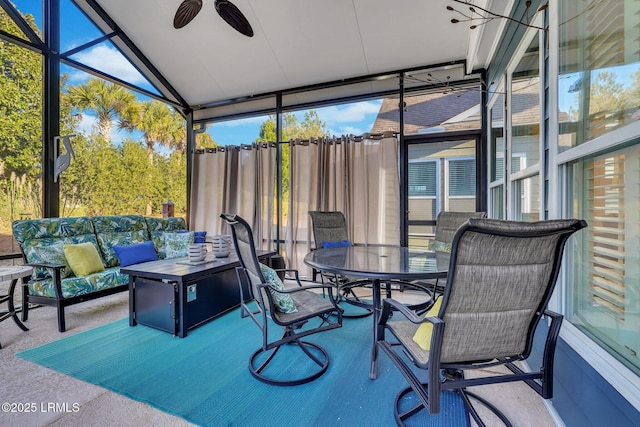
{"left": 0, "top": 278, "right": 563, "bottom": 426}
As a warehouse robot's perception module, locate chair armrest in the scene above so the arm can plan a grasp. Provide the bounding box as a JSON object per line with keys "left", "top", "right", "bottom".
{"left": 380, "top": 298, "right": 426, "bottom": 324}
{"left": 258, "top": 282, "right": 335, "bottom": 295}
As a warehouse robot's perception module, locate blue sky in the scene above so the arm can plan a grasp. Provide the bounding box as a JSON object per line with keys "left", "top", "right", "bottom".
{"left": 11, "top": 1, "right": 382, "bottom": 146}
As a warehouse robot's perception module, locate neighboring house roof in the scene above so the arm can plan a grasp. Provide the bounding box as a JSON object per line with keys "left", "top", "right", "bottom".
{"left": 370, "top": 82, "right": 571, "bottom": 135}
{"left": 371, "top": 89, "right": 482, "bottom": 134}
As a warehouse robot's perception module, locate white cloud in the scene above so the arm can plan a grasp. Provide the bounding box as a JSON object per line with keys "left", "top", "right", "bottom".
{"left": 316, "top": 100, "right": 382, "bottom": 125}
{"left": 327, "top": 125, "right": 366, "bottom": 137}
{"left": 71, "top": 45, "right": 147, "bottom": 85}
{"left": 212, "top": 115, "right": 270, "bottom": 128}
{"left": 76, "top": 114, "right": 96, "bottom": 136}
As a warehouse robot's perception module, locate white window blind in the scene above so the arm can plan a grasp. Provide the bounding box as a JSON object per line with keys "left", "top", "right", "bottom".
{"left": 586, "top": 155, "right": 626, "bottom": 320}
{"left": 408, "top": 161, "right": 436, "bottom": 197}
{"left": 448, "top": 158, "right": 475, "bottom": 197}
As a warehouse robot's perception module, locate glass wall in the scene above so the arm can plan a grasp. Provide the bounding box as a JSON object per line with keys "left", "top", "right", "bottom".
{"left": 408, "top": 139, "right": 477, "bottom": 249}
{"left": 0, "top": 6, "right": 43, "bottom": 259}
{"left": 560, "top": 0, "right": 640, "bottom": 376}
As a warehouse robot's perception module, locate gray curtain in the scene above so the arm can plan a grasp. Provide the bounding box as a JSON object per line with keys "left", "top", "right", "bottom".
{"left": 286, "top": 132, "right": 400, "bottom": 276}
{"left": 190, "top": 143, "right": 276, "bottom": 250}
{"left": 190, "top": 134, "right": 400, "bottom": 277}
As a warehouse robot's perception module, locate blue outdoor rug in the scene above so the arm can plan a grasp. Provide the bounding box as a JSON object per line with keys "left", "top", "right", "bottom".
{"left": 17, "top": 308, "right": 468, "bottom": 426}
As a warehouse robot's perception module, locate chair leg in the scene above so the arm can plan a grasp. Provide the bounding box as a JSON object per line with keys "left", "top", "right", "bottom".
{"left": 57, "top": 304, "right": 66, "bottom": 332}
{"left": 248, "top": 339, "right": 330, "bottom": 386}
{"left": 459, "top": 389, "right": 513, "bottom": 427}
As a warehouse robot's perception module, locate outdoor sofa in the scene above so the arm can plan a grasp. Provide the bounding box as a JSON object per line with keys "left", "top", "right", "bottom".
{"left": 12, "top": 215, "right": 188, "bottom": 332}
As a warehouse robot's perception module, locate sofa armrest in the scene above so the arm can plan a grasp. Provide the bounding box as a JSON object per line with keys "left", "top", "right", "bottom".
{"left": 26, "top": 262, "right": 65, "bottom": 299}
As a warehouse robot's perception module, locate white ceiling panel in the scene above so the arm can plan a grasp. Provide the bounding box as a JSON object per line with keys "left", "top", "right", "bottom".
{"left": 77, "top": 0, "right": 496, "bottom": 115}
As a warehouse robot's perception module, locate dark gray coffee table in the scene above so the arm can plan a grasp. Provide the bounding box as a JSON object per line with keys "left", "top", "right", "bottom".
{"left": 123, "top": 250, "right": 276, "bottom": 337}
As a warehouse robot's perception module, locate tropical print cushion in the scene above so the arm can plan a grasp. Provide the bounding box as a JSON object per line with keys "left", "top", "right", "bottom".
{"left": 12, "top": 217, "right": 99, "bottom": 280}
{"left": 91, "top": 215, "right": 149, "bottom": 267}
{"left": 145, "top": 217, "right": 187, "bottom": 259}
{"left": 428, "top": 239, "right": 452, "bottom": 253}
{"left": 164, "top": 231, "right": 194, "bottom": 259}
{"left": 24, "top": 241, "right": 73, "bottom": 280}
{"left": 12, "top": 216, "right": 95, "bottom": 247}
{"left": 26, "top": 267, "right": 128, "bottom": 299}
{"left": 259, "top": 263, "right": 297, "bottom": 314}
{"left": 23, "top": 235, "right": 101, "bottom": 280}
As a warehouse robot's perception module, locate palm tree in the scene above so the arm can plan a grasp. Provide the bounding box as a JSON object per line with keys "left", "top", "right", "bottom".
{"left": 67, "top": 79, "right": 136, "bottom": 143}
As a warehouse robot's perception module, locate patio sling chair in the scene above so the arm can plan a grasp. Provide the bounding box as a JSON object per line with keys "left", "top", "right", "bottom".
{"left": 308, "top": 211, "right": 434, "bottom": 317}
{"left": 376, "top": 218, "right": 587, "bottom": 426}
{"left": 308, "top": 210, "right": 373, "bottom": 318}
{"left": 419, "top": 211, "right": 487, "bottom": 301}
{"left": 221, "top": 213, "right": 343, "bottom": 386}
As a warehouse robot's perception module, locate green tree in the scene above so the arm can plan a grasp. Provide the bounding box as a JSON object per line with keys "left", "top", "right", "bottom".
{"left": 0, "top": 10, "right": 43, "bottom": 229}
{"left": 255, "top": 111, "right": 328, "bottom": 198}
{"left": 67, "top": 78, "right": 136, "bottom": 143}
{"left": 588, "top": 71, "right": 626, "bottom": 116}
{"left": 0, "top": 10, "right": 42, "bottom": 178}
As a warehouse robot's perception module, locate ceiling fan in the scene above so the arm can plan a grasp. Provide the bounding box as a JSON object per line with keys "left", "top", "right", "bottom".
{"left": 173, "top": 0, "right": 254, "bottom": 37}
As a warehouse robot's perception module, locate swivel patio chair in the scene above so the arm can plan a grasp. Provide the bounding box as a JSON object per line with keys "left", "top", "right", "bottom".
{"left": 221, "top": 213, "right": 343, "bottom": 386}
{"left": 376, "top": 218, "right": 587, "bottom": 426}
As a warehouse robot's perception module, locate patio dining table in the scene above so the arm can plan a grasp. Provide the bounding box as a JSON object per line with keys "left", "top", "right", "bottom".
{"left": 304, "top": 245, "right": 449, "bottom": 379}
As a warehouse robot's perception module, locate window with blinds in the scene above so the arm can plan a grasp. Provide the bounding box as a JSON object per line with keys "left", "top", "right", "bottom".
{"left": 408, "top": 161, "right": 436, "bottom": 197}
{"left": 448, "top": 158, "right": 475, "bottom": 196}
{"left": 585, "top": 155, "right": 626, "bottom": 320}
{"left": 570, "top": 145, "right": 640, "bottom": 374}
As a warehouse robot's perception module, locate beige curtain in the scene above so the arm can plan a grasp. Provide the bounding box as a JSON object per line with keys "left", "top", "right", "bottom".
{"left": 190, "top": 143, "right": 276, "bottom": 250}
{"left": 286, "top": 133, "right": 400, "bottom": 275}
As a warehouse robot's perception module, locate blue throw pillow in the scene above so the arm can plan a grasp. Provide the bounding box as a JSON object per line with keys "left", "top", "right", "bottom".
{"left": 322, "top": 240, "right": 351, "bottom": 248}
{"left": 194, "top": 231, "right": 207, "bottom": 243}
{"left": 113, "top": 241, "right": 158, "bottom": 267}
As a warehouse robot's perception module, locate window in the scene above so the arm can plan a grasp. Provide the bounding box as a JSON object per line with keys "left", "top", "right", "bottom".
{"left": 568, "top": 145, "right": 640, "bottom": 374}
{"left": 559, "top": 0, "right": 640, "bottom": 379}
{"left": 447, "top": 158, "right": 476, "bottom": 212}
{"left": 558, "top": 0, "right": 640, "bottom": 150}
{"left": 489, "top": 90, "right": 505, "bottom": 219}
{"left": 409, "top": 161, "right": 437, "bottom": 197}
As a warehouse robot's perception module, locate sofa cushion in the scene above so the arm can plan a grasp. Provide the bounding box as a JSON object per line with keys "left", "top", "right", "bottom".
{"left": 92, "top": 215, "right": 149, "bottom": 267}
{"left": 145, "top": 217, "right": 187, "bottom": 259}
{"left": 12, "top": 217, "right": 98, "bottom": 280}
{"left": 26, "top": 266, "right": 128, "bottom": 299}
{"left": 63, "top": 242, "right": 105, "bottom": 277}
{"left": 12, "top": 216, "right": 96, "bottom": 246}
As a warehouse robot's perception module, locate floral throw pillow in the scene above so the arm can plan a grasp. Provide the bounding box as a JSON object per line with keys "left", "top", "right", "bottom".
{"left": 259, "top": 263, "right": 297, "bottom": 314}
{"left": 163, "top": 232, "right": 194, "bottom": 259}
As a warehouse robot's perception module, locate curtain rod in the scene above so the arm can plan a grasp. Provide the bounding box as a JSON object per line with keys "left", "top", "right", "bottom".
{"left": 194, "top": 131, "right": 398, "bottom": 154}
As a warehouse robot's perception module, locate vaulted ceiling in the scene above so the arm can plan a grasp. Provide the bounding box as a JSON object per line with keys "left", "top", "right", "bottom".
{"left": 74, "top": 0, "right": 511, "bottom": 120}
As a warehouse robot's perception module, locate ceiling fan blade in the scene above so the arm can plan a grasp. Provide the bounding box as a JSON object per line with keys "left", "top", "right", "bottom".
{"left": 174, "top": 0, "right": 203, "bottom": 29}
{"left": 215, "top": 0, "right": 254, "bottom": 37}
